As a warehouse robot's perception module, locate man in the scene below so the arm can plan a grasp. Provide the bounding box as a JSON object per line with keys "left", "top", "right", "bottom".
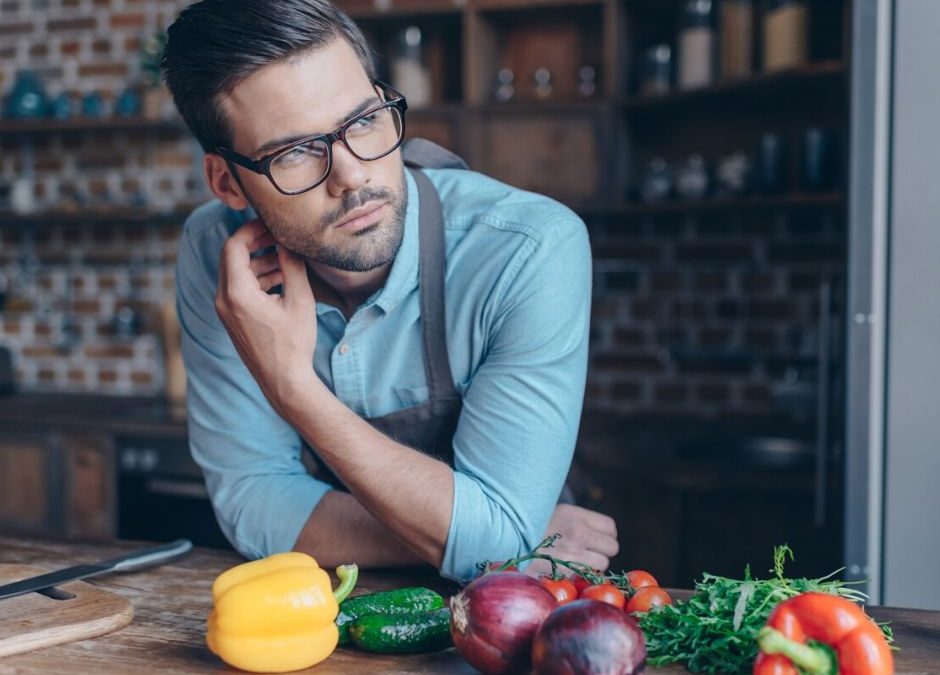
{"left": 162, "top": 0, "right": 617, "bottom": 581}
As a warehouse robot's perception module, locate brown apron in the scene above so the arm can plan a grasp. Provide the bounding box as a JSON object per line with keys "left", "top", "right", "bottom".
{"left": 303, "top": 146, "right": 575, "bottom": 502}
{"left": 302, "top": 166, "right": 460, "bottom": 487}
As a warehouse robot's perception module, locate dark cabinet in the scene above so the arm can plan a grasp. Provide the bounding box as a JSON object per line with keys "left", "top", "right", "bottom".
{"left": 575, "top": 413, "right": 842, "bottom": 587}
{"left": 0, "top": 433, "right": 55, "bottom": 536}
{"left": 0, "top": 431, "right": 115, "bottom": 540}
{"left": 63, "top": 434, "right": 116, "bottom": 540}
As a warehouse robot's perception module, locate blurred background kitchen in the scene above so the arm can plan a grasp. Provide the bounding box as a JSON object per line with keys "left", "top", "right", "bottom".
{"left": 1, "top": 0, "right": 937, "bottom": 608}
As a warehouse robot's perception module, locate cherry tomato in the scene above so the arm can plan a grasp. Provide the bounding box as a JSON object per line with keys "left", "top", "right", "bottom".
{"left": 581, "top": 583, "right": 626, "bottom": 609}
{"left": 571, "top": 574, "right": 592, "bottom": 597}
{"left": 539, "top": 577, "right": 578, "bottom": 605}
{"left": 626, "top": 586, "right": 672, "bottom": 614}
{"left": 626, "top": 569, "right": 659, "bottom": 591}
{"left": 486, "top": 561, "right": 519, "bottom": 572}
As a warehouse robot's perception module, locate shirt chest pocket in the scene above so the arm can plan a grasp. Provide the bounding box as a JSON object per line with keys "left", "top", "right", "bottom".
{"left": 393, "top": 379, "right": 472, "bottom": 408}
{"left": 392, "top": 385, "right": 430, "bottom": 408}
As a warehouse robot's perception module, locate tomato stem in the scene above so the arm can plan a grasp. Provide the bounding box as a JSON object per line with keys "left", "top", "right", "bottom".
{"left": 492, "top": 535, "right": 607, "bottom": 585}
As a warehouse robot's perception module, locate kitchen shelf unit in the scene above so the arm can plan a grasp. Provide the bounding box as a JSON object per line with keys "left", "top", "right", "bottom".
{"left": 335, "top": 0, "right": 850, "bottom": 218}
{"left": 620, "top": 60, "right": 845, "bottom": 113}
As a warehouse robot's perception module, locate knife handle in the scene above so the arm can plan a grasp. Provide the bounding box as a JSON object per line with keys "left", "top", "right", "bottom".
{"left": 101, "top": 539, "right": 194, "bottom": 573}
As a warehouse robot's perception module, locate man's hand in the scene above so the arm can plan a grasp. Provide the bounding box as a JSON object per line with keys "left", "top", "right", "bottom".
{"left": 525, "top": 504, "right": 619, "bottom": 578}
{"left": 215, "top": 218, "right": 317, "bottom": 415}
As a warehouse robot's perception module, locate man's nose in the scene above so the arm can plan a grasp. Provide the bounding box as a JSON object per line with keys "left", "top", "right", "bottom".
{"left": 326, "top": 141, "right": 368, "bottom": 198}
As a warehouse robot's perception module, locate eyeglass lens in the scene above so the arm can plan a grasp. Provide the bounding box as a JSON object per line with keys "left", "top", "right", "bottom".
{"left": 269, "top": 105, "right": 403, "bottom": 192}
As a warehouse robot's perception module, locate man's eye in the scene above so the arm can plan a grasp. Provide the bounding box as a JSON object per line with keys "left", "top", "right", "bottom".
{"left": 278, "top": 144, "right": 323, "bottom": 164}
{"left": 353, "top": 113, "right": 378, "bottom": 128}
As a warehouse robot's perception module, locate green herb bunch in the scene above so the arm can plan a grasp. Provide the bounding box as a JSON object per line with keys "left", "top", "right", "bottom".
{"left": 638, "top": 545, "right": 892, "bottom": 674}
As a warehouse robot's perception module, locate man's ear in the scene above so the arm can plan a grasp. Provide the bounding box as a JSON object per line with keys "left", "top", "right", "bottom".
{"left": 204, "top": 153, "right": 249, "bottom": 210}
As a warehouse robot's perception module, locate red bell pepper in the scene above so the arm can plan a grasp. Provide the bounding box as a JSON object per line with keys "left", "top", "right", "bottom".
{"left": 753, "top": 592, "right": 894, "bottom": 675}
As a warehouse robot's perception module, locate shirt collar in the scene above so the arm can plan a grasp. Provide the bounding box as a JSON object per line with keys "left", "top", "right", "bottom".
{"left": 370, "top": 168, "right": 420, "bottom": 314}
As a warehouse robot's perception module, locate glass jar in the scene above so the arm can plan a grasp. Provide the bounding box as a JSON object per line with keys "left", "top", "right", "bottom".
{"left": 6, "top": 71, "right": 47, "bottom": 119}
{"left": 391, "top": 25, "right": 432, "bottom": 108}
{"left": 763, "top": 0, "right": 808, "bottom": 72}
{"left": 678, "top": 0, "right": 715, "bottom": 90}
{"left": 641, "top": 44, "right": 672, "bottom": 96}
{"left": 720, "top": 0, "right": 754, "bottom": 80}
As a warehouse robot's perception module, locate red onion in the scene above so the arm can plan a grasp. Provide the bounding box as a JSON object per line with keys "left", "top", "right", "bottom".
{"left": 532, "top": 600, "right": 647, "bottom": 675}
{"left": 450, "top": 571, "right": 558, "bottom": 674}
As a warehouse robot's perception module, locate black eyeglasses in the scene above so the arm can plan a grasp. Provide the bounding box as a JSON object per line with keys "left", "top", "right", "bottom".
{"left": 214, "top": 81, "right": 408, "bottom": 196}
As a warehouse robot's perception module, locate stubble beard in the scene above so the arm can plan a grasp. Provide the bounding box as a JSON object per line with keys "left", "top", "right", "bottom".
{"left": 246, "top": 165, "right": 408, "bottom": 273}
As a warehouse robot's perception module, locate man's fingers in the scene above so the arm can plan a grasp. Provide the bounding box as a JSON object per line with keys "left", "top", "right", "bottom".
{"left": 278, "top": 246, "right": 312, "bottom": 307}
{"left": 570, "top": 551, "right": 610, "bottom": 573}
{"left": 258, "top": 270, "right": 285, "bottom": 293}
{"left": 573, "top": 506, "right": 617, "bottom": 537}
{"left": 250, "top": 232, "right": 277, "bottom": 254}
{"left": 229, "top": 218, "right": 270, "bottom": 246}
{"left": 221, "top": 220, "right": 272, "bottom": 291}
{"left": 250, "top": 252, "right": 280, "bottom": 278}
{"left": 588, "top": 531, "right": 620, "bottom": 558}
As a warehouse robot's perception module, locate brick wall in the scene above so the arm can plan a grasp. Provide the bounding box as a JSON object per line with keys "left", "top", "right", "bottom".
{"left": 0, "top": 0, "right": 197, "bottom": 394}
{"left": 0, "top": 220, "right": 181, "bottom": 393}
{"left": 584, "top": 206, "right": 845, "bottom": 416}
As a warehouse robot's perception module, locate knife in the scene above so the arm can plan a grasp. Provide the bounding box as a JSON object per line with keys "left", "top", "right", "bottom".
{"left": 0, "top": 538, "right": 193, "bottom": 601}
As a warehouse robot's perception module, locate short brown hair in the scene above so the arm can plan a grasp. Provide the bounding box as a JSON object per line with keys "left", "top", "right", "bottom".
{"left": 161, "top": 0, "right": 376, "bottom": 153}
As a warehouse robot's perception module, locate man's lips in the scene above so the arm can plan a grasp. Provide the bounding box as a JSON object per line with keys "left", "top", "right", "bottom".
{"left": 334, "top": 202, "right": 387, "bottom": 231}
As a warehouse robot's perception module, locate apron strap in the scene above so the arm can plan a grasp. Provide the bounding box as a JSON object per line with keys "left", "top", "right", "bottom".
{"left": 410, "top": 168, "right": 460, "bottom": 403}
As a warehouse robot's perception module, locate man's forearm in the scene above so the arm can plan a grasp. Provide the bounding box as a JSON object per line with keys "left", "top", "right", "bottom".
{"left": 282, "top": 376, "right": 454, "bottom": 567}
{"left": 292, "top": 490, "right": 428, "bottom": 568}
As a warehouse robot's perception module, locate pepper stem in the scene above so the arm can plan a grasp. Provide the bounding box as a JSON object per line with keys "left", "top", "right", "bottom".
{"left": 333, "top": 564, "right": 359, "bottom": 604}
{"left": 757, "top": 627, "right": 836, "bottom": 675}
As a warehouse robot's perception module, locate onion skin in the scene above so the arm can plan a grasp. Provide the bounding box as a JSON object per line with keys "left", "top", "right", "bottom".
{"left": 450, "top": 571, "right": 559, "bottom": 674}
{"left": 532, "top": 600, "right": 647, "bottom": 675}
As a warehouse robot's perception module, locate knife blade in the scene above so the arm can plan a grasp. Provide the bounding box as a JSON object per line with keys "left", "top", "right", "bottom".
{"left": 0, "top": 538, "right": 193, "bottom": 601}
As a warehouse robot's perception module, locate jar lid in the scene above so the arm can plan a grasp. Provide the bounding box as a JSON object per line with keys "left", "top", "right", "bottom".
{"left": 766, "top": 0, "right": 803, "bottom": 10}
{"left": 682, "top": 0, "right": 713, "bottom": 27}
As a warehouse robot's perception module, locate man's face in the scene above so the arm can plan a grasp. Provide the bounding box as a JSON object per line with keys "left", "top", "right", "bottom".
{"left": 219, "top": 39, "right": 407, "bottom": 272}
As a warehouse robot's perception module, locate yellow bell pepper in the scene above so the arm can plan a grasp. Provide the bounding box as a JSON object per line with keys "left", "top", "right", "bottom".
{"left": 206, "top": 551, "right": 358, "bottom": 673}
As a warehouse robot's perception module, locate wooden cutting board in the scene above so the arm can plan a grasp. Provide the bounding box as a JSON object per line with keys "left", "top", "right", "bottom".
{"left": 0, "top": 564, "right": 134, "bottom": 657}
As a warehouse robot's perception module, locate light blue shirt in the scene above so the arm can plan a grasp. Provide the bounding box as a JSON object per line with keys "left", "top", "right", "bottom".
{"left": 177, "top": 168, "right": 592, "bottom": 581}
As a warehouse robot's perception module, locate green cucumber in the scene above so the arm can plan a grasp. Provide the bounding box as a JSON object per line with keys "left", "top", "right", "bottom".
{"left": 348, "top": 607, "right": 452, "bottom": 654}
{"left": 336, "top": 587, "right": 444, "bottom": 645}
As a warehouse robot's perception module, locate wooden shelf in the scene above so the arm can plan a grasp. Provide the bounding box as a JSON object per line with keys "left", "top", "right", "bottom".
{"left": 0, "top": 205, "right": 200, "bottom": 227}
{"left": 604, "top": 192, "right": 845, "bottom": 217}
{"left": 475, "top": 100, "right": 607, "bottom": 114}
{"left": 0, "top": 116, "right": 185, "bottom": 138}
{"left": 473, "top": 0, "right": 604, "bottom": 13}
{"left": 340, "top": 0, "right": 463, "bottom": 19}
{"left": 622, "top": 61, "right": 846, "bottom": 113}
{"left": 408, "top": 102, "right": 466, "bottom": 115}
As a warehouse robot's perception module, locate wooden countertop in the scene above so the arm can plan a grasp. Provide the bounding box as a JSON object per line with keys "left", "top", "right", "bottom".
{"left": 1, "top": 537, "right": 939, "bottom": 674}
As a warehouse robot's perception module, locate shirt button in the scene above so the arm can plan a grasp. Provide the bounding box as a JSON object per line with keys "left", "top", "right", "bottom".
{"left": 338, "top": 343, "right": 350, "bottom": 355}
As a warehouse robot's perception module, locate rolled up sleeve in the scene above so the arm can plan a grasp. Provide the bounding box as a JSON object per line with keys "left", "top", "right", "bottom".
{"left": 176, "top": 208, "right": 331, "bottom": 560}
{"left": 441, "top": 218, "right": 592, "bottom": 582}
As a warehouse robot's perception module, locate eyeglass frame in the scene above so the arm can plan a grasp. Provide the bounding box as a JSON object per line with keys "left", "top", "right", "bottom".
{"left": 213, "top": 80, "right": 409, "bottom": 196}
